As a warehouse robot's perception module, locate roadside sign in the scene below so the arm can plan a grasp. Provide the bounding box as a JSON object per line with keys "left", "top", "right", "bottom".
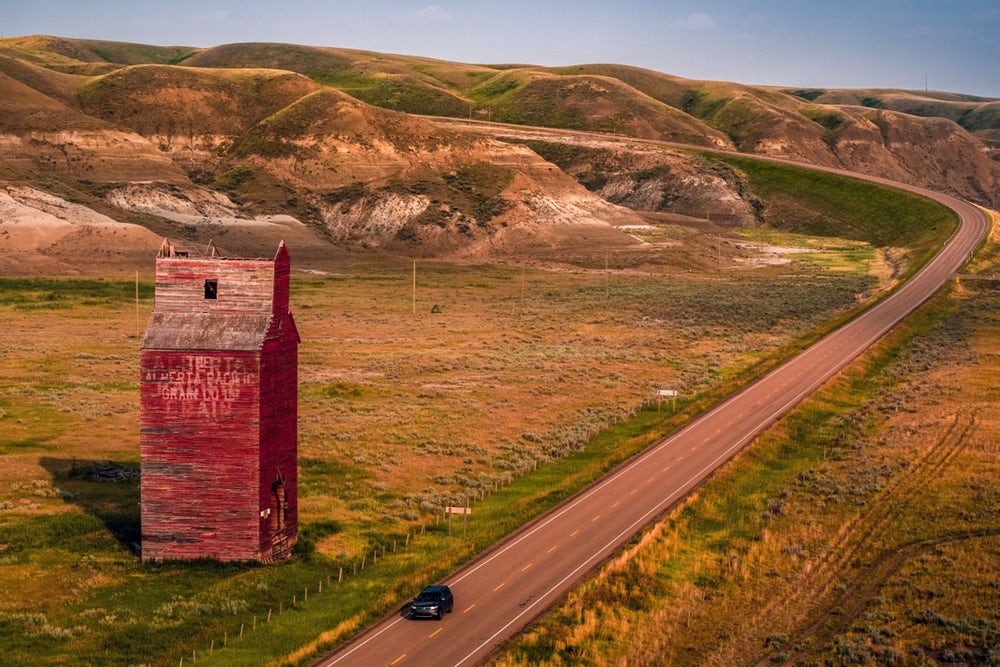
{"left": 654, "top": 388, "right": 679, "bottom": 411}
{"left": 446, "top": 506, "right": 471, "bottom": 537}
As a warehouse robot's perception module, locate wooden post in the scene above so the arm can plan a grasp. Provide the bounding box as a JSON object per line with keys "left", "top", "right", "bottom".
{"left": 135, "top": 271, "right": 140, "bottom": 339}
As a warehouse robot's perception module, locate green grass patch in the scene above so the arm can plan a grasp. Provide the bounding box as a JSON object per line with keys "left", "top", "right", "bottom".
{"left": 0, "top": 277, "right": 153, "bottom": 310}
{"left": 707, "top": 154, "right": 958, "bottom": 265}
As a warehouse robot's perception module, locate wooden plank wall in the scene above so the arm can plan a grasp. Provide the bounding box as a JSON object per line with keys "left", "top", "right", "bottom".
{"left": 140, "top": 349, "right": 264, "bottom": 561}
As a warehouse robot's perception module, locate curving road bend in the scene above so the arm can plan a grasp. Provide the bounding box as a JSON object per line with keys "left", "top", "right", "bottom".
{"left": 314, "top": 134, "right": 991, "bottom": 667}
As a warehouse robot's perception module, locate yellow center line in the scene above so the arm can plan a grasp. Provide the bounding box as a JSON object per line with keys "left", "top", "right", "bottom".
{"left": 391, "top": 654, "right": 406, "bottom": 666}
{"left": 591, "top": 514, "right": 601, "bottom": 522}
{"left": 494, "top": 582, "right": 506, "bottom": 591}
{"left": 546, "top": 545, "right": 558, "bottom": 554}
{"left": 612, "top": 501, "right": 621, "bottom": 508}
{"left": 521, "top": 563, "right": 533, "bottom": 572}
{"left": 630, "top": 488, "right": 638, "bottom": 495}
{"left": 662, "top": 465, "right": 671, "bottom": 472}
{"left": 429, "top": 628, "right": 443, "bottom": 638}
{"left": 462, "top": 603, "right": 476, "bottom": 614}
{"left": 571, "top": 529, "right": 580, "bottom": 537}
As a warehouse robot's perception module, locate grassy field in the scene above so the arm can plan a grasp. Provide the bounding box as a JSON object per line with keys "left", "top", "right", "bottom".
{"left": 0, "top": 231, "right": 891, "bottom": 666}
{"left": 495, "top": 215, "right": 1000, "bottom": 666}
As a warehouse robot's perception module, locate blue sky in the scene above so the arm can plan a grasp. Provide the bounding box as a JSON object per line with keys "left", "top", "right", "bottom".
{"left": 5, "top": 1, "right": 999, "bottom": 97}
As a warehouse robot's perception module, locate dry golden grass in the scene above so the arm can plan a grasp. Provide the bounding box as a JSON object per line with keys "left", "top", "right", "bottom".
{"left": 0, "top": 237, "right": 892, "bottom": 663}
{"left": 494, "top": 231, "right": 1000, "bottom": 666}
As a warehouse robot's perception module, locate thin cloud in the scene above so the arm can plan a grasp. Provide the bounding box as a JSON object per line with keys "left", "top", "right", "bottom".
{"left": 672, "top": 12, "right": 715, "bottom": 30}
{"left": 394, "top": 4, "right": 454, "bottom": 22}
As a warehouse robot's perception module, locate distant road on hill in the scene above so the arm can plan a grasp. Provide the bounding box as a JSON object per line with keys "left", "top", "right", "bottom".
{"left": 313, "top": 124, "right": 991, "bottom": 667}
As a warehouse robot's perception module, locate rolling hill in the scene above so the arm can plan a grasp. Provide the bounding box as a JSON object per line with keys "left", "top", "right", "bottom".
{"left": 0, "top": 35, "right": 996, "bottom": 274}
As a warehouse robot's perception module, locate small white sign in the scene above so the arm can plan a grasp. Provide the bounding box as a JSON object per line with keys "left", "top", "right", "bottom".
{"left": 446, "top": 506, "right": 472, "bottom": 515}
{"left": 657, "top": 389, "right": 678, "bottom": 397}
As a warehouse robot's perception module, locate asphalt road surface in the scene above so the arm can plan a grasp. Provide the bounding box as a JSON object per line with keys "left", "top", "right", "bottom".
{"left": 314, "top": 136, "right": 990, "bottom": 667}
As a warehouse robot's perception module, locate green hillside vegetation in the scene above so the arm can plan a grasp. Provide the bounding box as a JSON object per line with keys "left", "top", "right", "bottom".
{"left": 0, "top": 35, "right": 197, "bottom": 75}
{"left": 799, "top": 104, "right": 853, "bottom": 145}
{"left": 814, "top": 88, "right": 1000, "bottom": 135}
{"left": 713, "top": 154, "right": 958, "bottom": 261}
{"left": 186, "top": 43, "right": 488, "bottom": 118}
{"left": 551, "top": 63, "right": 698, "bottom": 110}
{"left": 231, "top": 87, "right": 445, "bottom": 157}
{"left": 76, "top": 64, "right": 320, "bottom": 135}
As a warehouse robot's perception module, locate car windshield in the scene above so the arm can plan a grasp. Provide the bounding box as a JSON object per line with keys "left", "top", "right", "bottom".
{"left": 416, "top": 591, "right": 442, "bottom": 601}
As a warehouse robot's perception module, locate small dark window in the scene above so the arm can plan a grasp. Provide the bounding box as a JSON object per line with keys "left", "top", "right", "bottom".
{"left": 204, "top": 279, "right": 218, "bottom": 299}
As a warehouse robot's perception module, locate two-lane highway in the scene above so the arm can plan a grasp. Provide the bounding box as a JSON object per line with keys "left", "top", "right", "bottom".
{"left": 315, "top": 135, "right": 990, "bottom": 666}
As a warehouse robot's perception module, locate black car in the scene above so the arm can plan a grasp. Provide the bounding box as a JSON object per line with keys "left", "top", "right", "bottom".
{"left": 410, "top": 584, "right": 454, "bottom": 620}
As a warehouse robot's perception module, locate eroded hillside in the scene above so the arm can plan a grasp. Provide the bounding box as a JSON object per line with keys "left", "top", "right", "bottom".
{"left": 0, "top": 35, "right": 996, "bottom": 275}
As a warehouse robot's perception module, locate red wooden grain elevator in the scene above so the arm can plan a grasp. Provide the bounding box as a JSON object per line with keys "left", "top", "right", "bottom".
{"left": 140, "top": 240, "right": 300, "bottom": 562}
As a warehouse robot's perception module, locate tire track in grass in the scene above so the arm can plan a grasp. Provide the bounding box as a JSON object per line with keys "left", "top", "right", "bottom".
{"left": 751, "top": 410, "right": 978, "bottom": 664}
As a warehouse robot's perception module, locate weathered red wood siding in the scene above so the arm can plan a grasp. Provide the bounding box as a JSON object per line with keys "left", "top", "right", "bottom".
{"left": 140, "top": 350, "right": 263, "bottom": 561}
{"left": 140, "top": 241, "right": 299, "bottom": 563}
{"left": 257, "top": 245, "right": 298, "bottom": 560}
